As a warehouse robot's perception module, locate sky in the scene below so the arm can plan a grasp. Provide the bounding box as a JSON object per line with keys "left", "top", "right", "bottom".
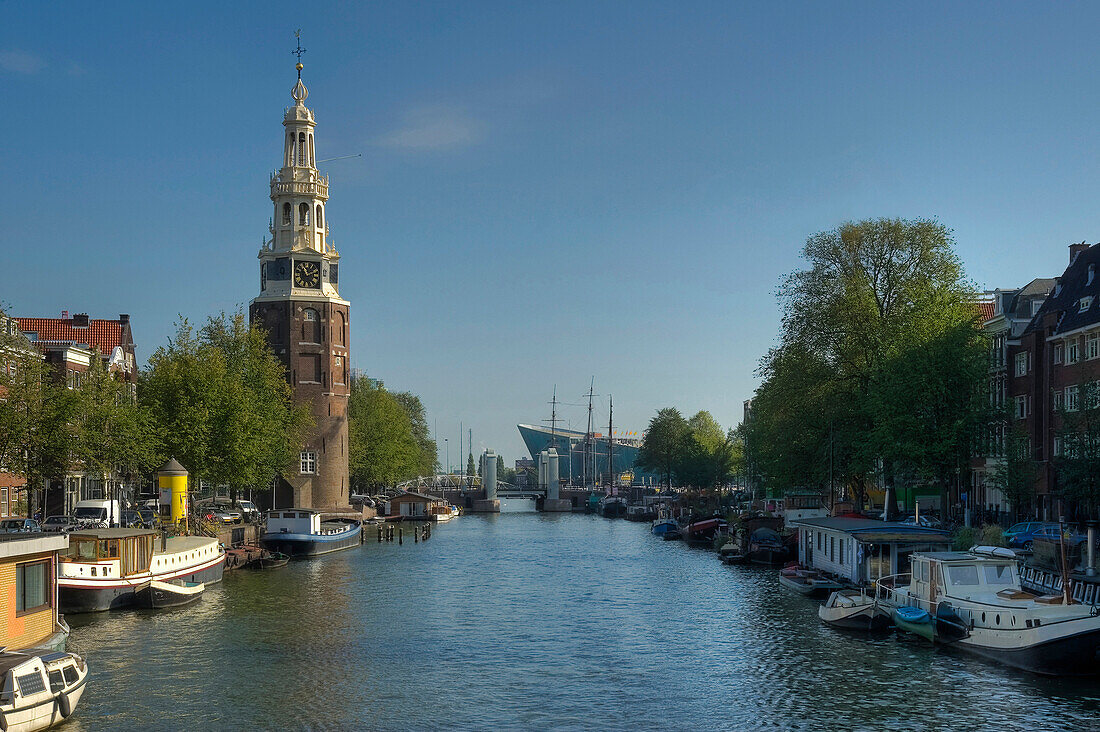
{"left": 4, "top": 1, "right": 1100, "bottom": 468}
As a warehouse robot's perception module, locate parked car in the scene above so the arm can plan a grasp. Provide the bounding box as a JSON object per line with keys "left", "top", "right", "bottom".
{"left": 0, "top": 518, "right": 41, "bottom": 533}
{"left": 900, "top": 515, "right": 944, "bottom": 529}
{"left": 199, "top": 505, "right": 241, "bottom": 524}
{"left": 121, "top": 509, "right": 157, "bottom": 529}
{"left": 136, "top": 508, "right": 157, "bottom": 527}
{"left": 235, "top": 500, "right": 260, "bottom": 523}
{"left": 41, "top": 515, "right": 79, "bottom": 533}
{"left": 1005, "top": 521, "right": 1061, "bottom": 551}
{"left": 1030, "top": 525, "right": 1090, "bottom": 549}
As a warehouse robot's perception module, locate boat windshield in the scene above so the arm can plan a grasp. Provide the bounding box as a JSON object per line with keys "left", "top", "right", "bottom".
{"left": 982, "top": 564, "right": 1014, "bottom": 585}
{"left": 947, "top": 565, "right": 980, "bottom": 586}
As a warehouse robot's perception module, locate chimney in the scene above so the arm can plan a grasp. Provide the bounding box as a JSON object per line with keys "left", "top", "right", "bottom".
{"left": 1070, "top": 241, "right": 1089, "bottom": 264}
{"left": 119, "top": 314, "right": 130, "bottom": 325}
{"left": 61, "top": 310, "right": 69, "bottom": 319}
{"left": 72, "top": 313, "right": 89, "bottom": 328}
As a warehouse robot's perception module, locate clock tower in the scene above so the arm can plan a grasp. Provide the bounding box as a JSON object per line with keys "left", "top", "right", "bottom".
{"left": 250, "top": 52, "right": 351, "bottom": 511}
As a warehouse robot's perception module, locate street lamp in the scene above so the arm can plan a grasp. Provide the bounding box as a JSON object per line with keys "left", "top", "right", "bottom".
{"left": 445, "top": 438, "right": 449, "bottom": 476}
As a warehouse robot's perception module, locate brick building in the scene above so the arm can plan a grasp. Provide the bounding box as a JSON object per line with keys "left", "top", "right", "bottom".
{"left": 12, "top": 312, "right": 138, "bottom": 515}
{"left": 1004, "top": 242, "right": 1100, "bottom": 520}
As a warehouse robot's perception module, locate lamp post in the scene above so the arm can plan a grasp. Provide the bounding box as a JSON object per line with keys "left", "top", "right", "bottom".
{"left": 445, "top": 438, "right": 449, "bottom": 476}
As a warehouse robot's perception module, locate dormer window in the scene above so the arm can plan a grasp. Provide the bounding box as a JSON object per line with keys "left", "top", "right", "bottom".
{"left": 1090, "top": 264, "right": 1096, "bottom": 286}
{"left": 1081, "top": 296, "right": 1093, "bottom": 313}
{"left": 1055, "top": 283, "right": 1063, "bottom": 297}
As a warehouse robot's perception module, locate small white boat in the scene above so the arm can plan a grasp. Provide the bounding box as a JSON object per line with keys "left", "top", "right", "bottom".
{"left": 819, "top": 589, "right": 891, "bottom": 630}
{"left": 0, "top": 650, "right": 88, "bottom": 731}
{"left": 430, "top": 504, "right": 460, "bottom": 522}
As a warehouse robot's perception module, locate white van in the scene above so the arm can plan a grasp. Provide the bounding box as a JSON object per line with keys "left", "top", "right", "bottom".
{"left": 73, "top": 499, "right": 122, "bottom": 528}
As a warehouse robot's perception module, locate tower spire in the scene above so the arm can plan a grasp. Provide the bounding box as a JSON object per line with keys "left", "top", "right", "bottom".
{"left": 291, "top": 30, "right": 309, "bottom": 103}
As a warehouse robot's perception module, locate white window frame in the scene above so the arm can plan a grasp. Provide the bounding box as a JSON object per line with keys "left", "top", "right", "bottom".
{"left": 1053, "top": 390, "right": 1063, "bottom": 411}
{"left": 1067, "top": 339, "right": 1080, "bottom": 365}
{"left": 1054, "top": 436, "right": 1062, "bottom": 457}
{"left": 1081, "top": 297, "right": 1094, "bottom": 313}
{"left": 1054, "top": 343, "right": 1064, "bottom": 364}
{"left": 300, "top": 451, "right": 317, "bottom": 474}
{"left": 1015, "top": 395, "right": 1028, "bottom": 420}
{"left": 1015, "top": 352, "right": 1028, "bottom": 376}
{"left": 1066, "top": 384, "right": 1080, "bottom": 412}
{"left": 1088, "top": 333, "right": 1099, "bottom": 361}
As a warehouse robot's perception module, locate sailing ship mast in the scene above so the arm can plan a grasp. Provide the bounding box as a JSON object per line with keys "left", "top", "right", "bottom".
{"left": 608, "top": 394, "right": 614, "bottom": 495}
{"left": 584, "top": 378, "right": 595, "bottom": 489}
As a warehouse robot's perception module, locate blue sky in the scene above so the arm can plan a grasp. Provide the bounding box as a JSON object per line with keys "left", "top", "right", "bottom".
{"left": 4, "top": 1, "right": 1100, "bottom": 466}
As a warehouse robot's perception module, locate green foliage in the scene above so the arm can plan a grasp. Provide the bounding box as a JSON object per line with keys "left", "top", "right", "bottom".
{"left": 391, "top": 391, "right": 438, "bottom": 477}
{"left": 744, "top": 218, "right": 986, "bottom": 503}
{"left": 637, "top": 408, "right": 689, "bottom": 487}
{"left": 952, "top": 526, "right": 976, "bottom": 551}
{"left": 1055, "top": 381, "right": 1100, "bottom": 516}
{"left": 988, "top": 412, "right": 1038, "bottom": 519}
{"left": 0, "top": 312, "right": 50, "bottom": 481}
{"left": 496, "top": 454, "right": 505, "bottom": 476}
{"left": 348, "top": 378, "right": 421, "bottom": 489}
{"left": 980, "top": 524, "right": 1007, "bottom": 548}
{"left": 466, "top": 453, "right": 475, "bottom": 477}
{"left": 141, "top": 313, "right": 311, "bottom": 491}
{"left": 73, "top": 359, "right": 158, "bottom": 485}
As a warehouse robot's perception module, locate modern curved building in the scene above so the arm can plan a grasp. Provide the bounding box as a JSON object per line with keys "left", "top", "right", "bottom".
{"left": 516, "top": 424, "right": 658, "bottom": 486}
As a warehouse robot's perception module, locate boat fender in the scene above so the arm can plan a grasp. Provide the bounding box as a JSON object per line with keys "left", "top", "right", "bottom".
{"left": 59, "top": 691, "right": 73, "bottom": 719}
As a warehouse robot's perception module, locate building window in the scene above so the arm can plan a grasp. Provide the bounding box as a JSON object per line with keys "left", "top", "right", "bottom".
{"left": 1067, "top": 339, "right": 1080, "bottom": 365}
{"left": 316, "top": 204, "right": 323, "bottom": 227}
{"left": 282, "top": 202, "right": 291, "bottom": 225}
{"left": 1066, "top": 384, "right": 1080, "bottom": 412}
{"left": 1015, "top": 395, "right": 1028, "bottom": 420}
{"left": 298, "top": 132, "right": 306, "bottom": 166}
{"left": 817, "top": 532, "right": 822, "bottom": 551}
{"left": 299, "top": 202, "right": 309, "bottom": 226}
{"left": 1088, "top": 334, "right": 1099, "bottom": 361}
{"left": 301, "top": 308, "right": 321, "bottom": 343}
{"left": 1054, "top": 344, "right": 1064, "bottom": 364}
{"left": 1054, "top": 436, "right": 1063, "bottom": 457}
{"left": 300, "top": 451, "right": 317, "bottom": 474}
{"left": 0, "top": 488, "right": 7, "bottom": 517}
{"left": 16, "top": 561, "right": 49, "bottom": 614}
{"left": 1015, "top": 352, "right": 1028, "bottom": 376}
{"left": 1053, "top": 390, "right": 1063, "bottom": 411}
{"left": 1082, "top": 297, "right": 1094, "bottom": 313}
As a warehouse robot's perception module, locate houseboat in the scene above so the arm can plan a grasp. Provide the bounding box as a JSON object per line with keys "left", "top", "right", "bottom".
{"left": 877, "top": 546, "right": 1100, "bottom": 676}
{"left": 58, "top": 529, "right": 224, "bottom": 613}
{"left": 0, "top": 534, "right": 71, "bottom": 652}
{"left": 259, "top": 509, "right": 362, "bottom": 558}
{"left": 788, "top": 516, "right": 951, "bottom": 585}
{"left": 0, "top": 650, "right": 88, "bottom": 731}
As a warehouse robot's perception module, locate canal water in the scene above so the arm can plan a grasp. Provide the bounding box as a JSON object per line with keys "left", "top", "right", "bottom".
{"left": 65, "top": 505, "right": 1100, "bottom": 731}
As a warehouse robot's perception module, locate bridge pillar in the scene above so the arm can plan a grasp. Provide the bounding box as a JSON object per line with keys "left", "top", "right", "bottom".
{"left": 541, "top": 448, "right": 570, "bottom": 511}
{"left": 473, "top": 449, "right": 500, "bottom": 513}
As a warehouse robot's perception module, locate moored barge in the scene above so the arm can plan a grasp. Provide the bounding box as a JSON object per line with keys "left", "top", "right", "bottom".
{"left": 259, "top": 509, "right": 363, "bottom": 558}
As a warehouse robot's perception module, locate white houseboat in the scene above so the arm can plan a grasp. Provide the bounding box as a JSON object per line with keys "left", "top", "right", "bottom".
{"left": 877, "top": 547, "right": 1100, "bottom": 676}
{"left": 259, "top": 509, "right": 362, "bottom": 558}
{"left": 0, "top": 650, "right": 88, "bottom": 731}
{"left": 58, "top": 529, "right": 224, "bottom": 613}
{"left": 788, "top": 516, "right": 951, "bottom": 585}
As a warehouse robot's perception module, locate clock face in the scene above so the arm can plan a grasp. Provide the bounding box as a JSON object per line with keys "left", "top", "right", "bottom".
{"left": 293, "top": 260, "right": 320, "bottom": 288}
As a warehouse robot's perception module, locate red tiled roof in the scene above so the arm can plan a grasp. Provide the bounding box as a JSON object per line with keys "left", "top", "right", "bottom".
{"left": 977, "top": 301, "right": 996, "bottom": 321}
{"left": 14, "top": 317, "right": 124, "bottom": 356}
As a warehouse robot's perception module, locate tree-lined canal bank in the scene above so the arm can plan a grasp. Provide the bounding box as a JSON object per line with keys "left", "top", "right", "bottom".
{"left": 66, "top": 512, "right": 1099, "bottom": 730}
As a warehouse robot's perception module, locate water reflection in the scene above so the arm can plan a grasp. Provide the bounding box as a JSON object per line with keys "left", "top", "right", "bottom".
{"left": 65, "top": 514, "right": 1100, "bottom": 730}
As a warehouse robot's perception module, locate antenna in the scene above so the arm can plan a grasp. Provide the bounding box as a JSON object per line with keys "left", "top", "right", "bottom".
{"left": 316, "top": 153, "right": 363, "bottom": 164}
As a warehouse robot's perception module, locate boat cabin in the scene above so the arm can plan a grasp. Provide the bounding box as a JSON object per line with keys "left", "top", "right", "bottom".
{"left": 789, "top": 516, "right": 951, "bottom": 585}
{"left": 386, "top": 491, "right": 443, "bottom": 520}
{"left": 905, "top": 548, "right": 1020, "bottom": 606}
{"left": 265, "top": 509, "right": 324, "bottom": 535}
{"left": 0, "top": 534, "right": 70, "bottom": 651}
{"left": 61, "top": 529, "right": 157, "bottom": 579}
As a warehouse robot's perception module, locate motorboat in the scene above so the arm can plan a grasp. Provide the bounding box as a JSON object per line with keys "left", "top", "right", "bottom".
{"left": 625, "top": 504, "right": 656, "bottom": 522}
{"left": 599, "top": 496, "right": 627, "bottom": 519}
{"left": 135, "top": 579, "right": 205, "bottom": 609}
{"left": 430, "top": 504, "right": 460, "bottom": 523}
{"left": 58, "top": 529, "right": 224, "bottom": 613}
{"left": 0, "top": 650, "right": 88, "bottom": 731}
{"left": 681, "top": 517, "right": 727, "bottom": 547}
{"left": 253, "top": 551, "right": 290, "bottom": 570}
{"left": 877, "top": 546, "right": 1100, "bottom": 675}
{"left": 651, "top": 518, "right": 680, "bottom": 538}
{"left": 819, "top": 589, "right": 892, "bottom": 630}
{"left": 778, "top": 566, "right": 843, "bottom": 597}
{"left": 747, "top": 527, "right": 790, "bottom": 565}
{"left": 259, "top": 509, "right": 363, "bottom": 558}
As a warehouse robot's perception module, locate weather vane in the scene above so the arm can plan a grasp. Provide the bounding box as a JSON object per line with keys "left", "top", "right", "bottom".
{"left": 293, "top": 29, "right": 307, "bottom": 79}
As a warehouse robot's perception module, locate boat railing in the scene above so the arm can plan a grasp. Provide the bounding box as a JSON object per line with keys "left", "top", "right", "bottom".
{"left": 874, "top": 573, "right": 913, "bottom": 608}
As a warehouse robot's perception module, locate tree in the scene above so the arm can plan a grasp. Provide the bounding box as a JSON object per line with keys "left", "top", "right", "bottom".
{"left": 0, "top": 312, "right": 49, "bottom": 487}
{"left": 1055, "top": 381, "right": 1100, "bottom": 519}
{"left": 466, "top": 453, "right": 475, "bottom": 477}
{"left": 392, "top": 391, "right": 438, "bottom": 477}
{"left": 347, "top": 379, "right": 420, "bottom": 489}
{"left": 637, "top": 408, "right": 689, "bottom": 488}
{"left": 746, "top": 218, "right": 984, "bottom": 517}
{"left": 142, "top": 313, "right": 311, "bottom": 496}
{"left": 496, "top": 454, "right": 505, "bottom": 476}
{"left": 988, "top": 416, "right": 1038, "bottom": 521}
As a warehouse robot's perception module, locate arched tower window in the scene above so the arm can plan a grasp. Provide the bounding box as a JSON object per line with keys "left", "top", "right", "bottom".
{"left": 316, "top": 205, "right": 323, "bottom": 227}
{"left": 309, "top": 134, "right": 315, "bottom": 167}
{"left": 282, "top": 203, "right": 292, "bottom": 225}
{"left": 298, "top": 132, "right": 306, "bottom": 166}
{"left": 302, "top": 308, "right": 321, "bottom": 343}
{"left": 286, "top": 133, "right": 295, "bottom": 167}
{"left": 335, "top": 310, "right": 346, "bottom": 346}
{"left": 299, "top": 203, "right": 310, "bottom": 226}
